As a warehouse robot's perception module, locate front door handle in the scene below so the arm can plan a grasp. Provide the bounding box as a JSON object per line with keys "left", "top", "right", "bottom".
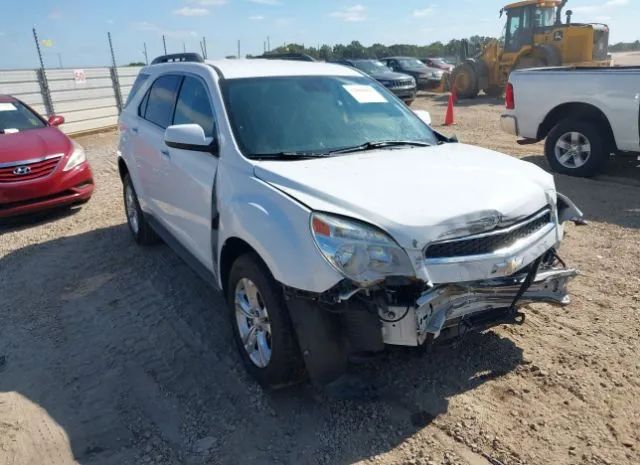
{"left": 160, "top": 149, "right": 171, "bottom": 159}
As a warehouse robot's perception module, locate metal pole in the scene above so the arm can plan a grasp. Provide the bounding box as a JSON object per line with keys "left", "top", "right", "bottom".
{"left": 57, "top": 53, "right": 63, "bottom": 69}
{"left": 203, "top": 37, "right": 208, "bottom": 58}
{"left": 32, "top": 27, "right": 54, "bottom": 116}
{"left": 237, "top": 40, "right": 241, "bottom": 59}
{"left": 108, "top": 32, "right": 123, "bottom": 114}
{"left": 143, "top": 42, "right": 148, "bottom": 65}
{"left": 183, "top": 42, "right": 186, "bottom": 53}
{"left": 267, "top": 36, "right": 270, "bottom": 52}
{"left": 264, "top": 41, "right": 266, "bottom": 54}
{"left": 163, "top": 35, "right": 167, "bottom": 55}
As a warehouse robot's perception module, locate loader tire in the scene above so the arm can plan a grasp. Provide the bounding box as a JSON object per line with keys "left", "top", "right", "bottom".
{"left": 451, "top": 62, "right": 479, "bottom": 99}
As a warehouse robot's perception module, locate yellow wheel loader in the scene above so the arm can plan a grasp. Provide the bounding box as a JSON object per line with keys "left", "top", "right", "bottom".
{"left": 451, "top": 0, "right": 611, "bottom": 98}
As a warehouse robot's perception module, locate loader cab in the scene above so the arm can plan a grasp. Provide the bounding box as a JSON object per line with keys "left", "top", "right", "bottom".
{"left": 502, "top": 1, "right": 561, "bottom": 52}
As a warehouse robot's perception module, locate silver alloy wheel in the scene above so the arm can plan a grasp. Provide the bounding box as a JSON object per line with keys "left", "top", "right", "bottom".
{"left": 234, "top": 278, "right": 272, "bottom": 368}
{"left": 125, "top": 183, "right": 140, "bottom": 234}
{"left": 554, "top": 131, "right": 591, "bottom": 169}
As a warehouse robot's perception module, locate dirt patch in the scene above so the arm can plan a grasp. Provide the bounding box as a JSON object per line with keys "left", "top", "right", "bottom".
{"left": 1, "top": 97, "right": 638, "bottom": 465}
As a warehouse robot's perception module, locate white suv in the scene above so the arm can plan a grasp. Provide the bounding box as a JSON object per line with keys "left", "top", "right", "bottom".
{"left": 118, "top": 54, "right": 584, "bottom": 393}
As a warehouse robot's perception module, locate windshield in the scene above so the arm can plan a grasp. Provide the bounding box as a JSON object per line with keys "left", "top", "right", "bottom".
{"left": 0, "top": 101, "right": 46, "bottom": 134}
{"left": 534, "top": 7, "right": 556, "bottom": 27}
{"left": 398, "top": 58, "right": 427, "bottom": 69}
{"left": 352, "top": 60, "right": 391, "bottom": 74}
{"left": 223, "top": 76, "right": 437, "bottom": 158}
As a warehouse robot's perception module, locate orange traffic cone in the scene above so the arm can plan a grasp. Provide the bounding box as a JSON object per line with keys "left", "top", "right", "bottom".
{"left": 444, "top": 92, "right": 455, "bottom": 126}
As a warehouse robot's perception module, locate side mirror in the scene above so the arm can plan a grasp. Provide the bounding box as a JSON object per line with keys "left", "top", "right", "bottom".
{"left": 164, "top": 124, "right": 216, "bottom": 153}
{"left": 413, "top": 109, "right": 432, "bottom": 126}
{"left": 48, "top": 115, "right": 65, "bottom": 127}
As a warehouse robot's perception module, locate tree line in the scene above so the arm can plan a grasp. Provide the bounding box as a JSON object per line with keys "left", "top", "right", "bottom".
{"left": 609, "top": 41, "right": 640, "bottom": 52}
{"left": 257, "top": 36, "right": 494, "bottom": 61}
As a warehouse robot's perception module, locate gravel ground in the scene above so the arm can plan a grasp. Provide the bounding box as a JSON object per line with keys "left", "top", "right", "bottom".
{"left": 1, "top": 95, "right": 639, "bottom": 465}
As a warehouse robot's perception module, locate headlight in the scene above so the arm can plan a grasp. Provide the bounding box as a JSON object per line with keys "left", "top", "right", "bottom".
{"left": 310, "top": 212, "right": 414, "bottom": 285}
{"left": 63, "top": 141, "right": 87, "bottom": 171}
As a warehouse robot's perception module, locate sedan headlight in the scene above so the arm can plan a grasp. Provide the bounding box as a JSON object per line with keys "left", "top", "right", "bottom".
{"left": 310, "top": 212, "right": 414, "bottom": 285}
{"left": 63, "top": 141, "right": 87, "bottom": 171}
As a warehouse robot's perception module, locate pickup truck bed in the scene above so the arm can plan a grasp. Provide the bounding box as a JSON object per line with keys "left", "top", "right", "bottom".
{"left": 502, "top": 66, "right": 640, "bottom": 177}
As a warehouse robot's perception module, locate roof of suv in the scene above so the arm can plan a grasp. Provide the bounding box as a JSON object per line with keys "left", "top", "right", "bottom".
{"left": 145, "top": 59, "right": 363, "bottom": 80}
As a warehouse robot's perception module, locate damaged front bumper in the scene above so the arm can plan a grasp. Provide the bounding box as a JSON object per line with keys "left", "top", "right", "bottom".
{"left": 382, "top": 265, "right": 577, "bottom": 347}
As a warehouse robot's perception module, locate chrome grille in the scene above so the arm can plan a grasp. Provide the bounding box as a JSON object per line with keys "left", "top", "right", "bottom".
{"left": 384, "top": 79, "right": 415, "bottom": 88}
{"left": 0, "top": 155, "right": 63, "bottom": 183}
{"left": 425, "top": 209, "right": 553, "bottom": 260}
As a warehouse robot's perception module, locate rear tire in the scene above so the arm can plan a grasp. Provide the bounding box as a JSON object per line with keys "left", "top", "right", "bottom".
{"left": 451, "top": 62, "right": 479, "bottom": 98}
{"left": 227, "top": 253, "right": 305, "bottom": 389}
{"left": 545, "top": 120, "right": 607, "bottom": 177}
{"left": 123, "top": 174, "right": 160, "bottom": 245}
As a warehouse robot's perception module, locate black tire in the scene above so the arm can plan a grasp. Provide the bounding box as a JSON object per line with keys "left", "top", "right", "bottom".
{"left": 545, "top": 120, "right": 607, "bottom": 177}
{"left": 122, "top": 174, "right": 160, "bottom": 245}
{"left": 227, "top": 253, "right": 305, "bottom": 389}
{"left": 451, "top": 62, "right": 479, "bottom": 98}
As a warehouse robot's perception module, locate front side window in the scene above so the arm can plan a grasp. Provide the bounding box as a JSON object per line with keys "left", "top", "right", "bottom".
{"left": 173, "top": 76, "right": 216, "bottom": 138}
{"left": 0, "top": 101, "right": 45, "bottom": 134}
{"left": 398, "top": 58, "right": 427, "bottom": 70}
{"left": 353, "top": 60, "right": 392, "bottom": 74}
{"left": 223, "top": 75, "right": 438, "bottom": 158}
{"left": 534, "top": 7, "right": 556, "bottom": 28}
{"left": 143, "top": 75, "right": 182, "bottom": 129}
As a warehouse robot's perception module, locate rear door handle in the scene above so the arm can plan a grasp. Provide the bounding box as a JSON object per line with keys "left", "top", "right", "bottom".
{"left": 160, "top": 149, "right": 171, "bottom": 158}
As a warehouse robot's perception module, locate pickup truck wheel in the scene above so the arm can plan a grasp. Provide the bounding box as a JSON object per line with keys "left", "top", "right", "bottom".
{"left": 123, "top": 174, "right": 160, "bottom": 245}
{"left": 545, "top": 121, "right": 606, "bottom": 177}
{"left": 228, "top": 253, "right": 305, "bottom": 388}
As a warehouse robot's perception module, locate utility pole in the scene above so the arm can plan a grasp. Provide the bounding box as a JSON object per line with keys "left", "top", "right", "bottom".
{"left": 237, "top": 39, "right": 241, "bottom": 59}
{"left": 108, "top": 32, "right": 123, "bottom": 114}
{"left": 203, "top": 36, "right": 208, "bottom": 58}
{"left": 163, "top": 35, "right": 167, "bottom": 55}
{"left": 57, "top": 53, "right": 63, "bottom": 68}
{"left": 263, "top": 41, "right": 266, "bottom": 54}
{"left": 32, "top": 27, "right": 54, "bottom": 116}
{"left": 143, "top": 42, "right": 148, "bottom": 65}
{"left": 267, "top": 36, "right": 270, "bottom": 52}
{"left": 183, "top": 42, "right": 186, "bottom": 53}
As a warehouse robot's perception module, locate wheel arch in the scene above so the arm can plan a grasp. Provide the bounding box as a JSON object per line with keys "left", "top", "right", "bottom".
{"left": 538, "top": 102, "right": 617, "bottom": 152}
{"left": 219, "top": 237, "right": 264, "bottom": 296}
{"left": 117, "top": 157, "right": 129, "bottom": 181}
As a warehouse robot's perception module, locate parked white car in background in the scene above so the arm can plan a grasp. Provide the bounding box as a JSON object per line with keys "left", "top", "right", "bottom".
{"left": 118, "top": 54, "right": 584, "bottom": 396}
{"left": 501, "top": 67, "right": 640, "bottom": 177}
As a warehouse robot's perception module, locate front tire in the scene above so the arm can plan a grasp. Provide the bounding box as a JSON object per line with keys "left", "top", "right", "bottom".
{"left": 227, "top": 253, "right": 305, "bottom": 389}
{"left": 451, "top": 62, "right": 478, "bottom": 98}
{"left": 545, "top": 120, "right": 607, "bottom": 177}
{"left": 123, "top": 174, "right": 160, "bottom": 245}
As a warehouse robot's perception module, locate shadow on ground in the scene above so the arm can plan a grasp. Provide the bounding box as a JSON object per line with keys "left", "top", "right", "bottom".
{"left": 521, "top": 154, "right": 640, "bottom": 230}
{"left": 1, "top": 224, "right": 524, "bottom": 465}
{"left": 421, "top": 92, "right": 505, "bottom": 107}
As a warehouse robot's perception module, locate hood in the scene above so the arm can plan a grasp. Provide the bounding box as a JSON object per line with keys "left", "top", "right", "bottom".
{"left": 371, "top": 71, "right": 414, "bottom": 81}
{"left": 254, "top": 144, "right": 555, "bottom": 249}
{"left": 0, "top": 127, "right": 71, "bottom": 164}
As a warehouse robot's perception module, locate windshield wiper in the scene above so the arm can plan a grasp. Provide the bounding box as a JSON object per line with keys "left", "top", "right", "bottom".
{"left": 330, "top": 140, "right": 431, "bottom": 155}
{"left": 250, "top": 151, "right": 331, "bottom": 160}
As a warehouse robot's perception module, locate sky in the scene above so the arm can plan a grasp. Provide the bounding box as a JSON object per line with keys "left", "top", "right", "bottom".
{"left": 0, "top": 0, "right": 638, "bottom": 69}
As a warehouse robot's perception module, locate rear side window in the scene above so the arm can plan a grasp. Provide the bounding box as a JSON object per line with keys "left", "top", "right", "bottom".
{"left": 124, "top": 73, "right": 149, "bottom": 108}
{"left": 142, "top": 75, "right": 182, "bottom": 129}
{"left": 173, "top": 76, "right": 216, "bottom": 138}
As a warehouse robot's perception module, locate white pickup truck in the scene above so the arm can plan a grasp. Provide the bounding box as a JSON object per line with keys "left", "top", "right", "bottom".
{"left": 501, "top": 67, "right": 640, "bottom": 177}
{"left": 118, "top": 54, "right": 584, "bottom": 396}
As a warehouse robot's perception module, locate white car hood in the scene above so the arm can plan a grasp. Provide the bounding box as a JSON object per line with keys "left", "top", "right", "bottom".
{"left": 254, "top": 143, "right": 555, "bottom": 249}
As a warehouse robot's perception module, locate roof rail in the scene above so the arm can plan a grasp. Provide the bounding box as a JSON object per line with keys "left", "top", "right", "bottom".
{"left": 151, "top": 53, "right": 205, "bottom": 65}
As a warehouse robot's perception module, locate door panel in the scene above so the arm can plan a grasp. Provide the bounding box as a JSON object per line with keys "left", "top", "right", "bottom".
{"left": 133, "top": 75, "right": 182, "bottom": 216}
{"left": 159, "top": 75, "right": 219, "bottom": 271}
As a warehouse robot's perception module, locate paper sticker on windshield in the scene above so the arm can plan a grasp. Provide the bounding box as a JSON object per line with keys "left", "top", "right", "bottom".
{"left": 343, "top": 85, "right": 387, "bottom": 104}
{"left": 3, "top": 128, "right": 19, "bottom": 134}
{"left": 0, "top": 103, "right": 17, "bottom": 112}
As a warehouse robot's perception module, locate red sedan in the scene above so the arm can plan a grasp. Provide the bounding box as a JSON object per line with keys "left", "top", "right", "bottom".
{"left": 0, "top": 95, "right": 94, "bottom": 218}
